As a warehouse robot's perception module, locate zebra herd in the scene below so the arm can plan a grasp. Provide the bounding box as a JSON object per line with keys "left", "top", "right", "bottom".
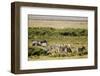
{"left": 46, "top": 44, "right": 87, "bottom": 56}
{"left": 32, "top": 40, "right": 87, "bottom": 56}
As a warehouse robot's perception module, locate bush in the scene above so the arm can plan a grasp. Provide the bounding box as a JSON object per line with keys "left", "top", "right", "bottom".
{"left": 60, "top": 28, "right": 87, "bottom": 36}
{"left": 28, "top": 47, "right": 48, "bottom": 56}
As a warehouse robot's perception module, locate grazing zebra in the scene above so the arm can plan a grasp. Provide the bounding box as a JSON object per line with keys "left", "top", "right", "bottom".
{"left": 78, "top": 46, "right": 86, "bottom": 55}
{"left": 32, "top": 41, "right": 39, "bottom": 46}
{"left": 32, "top": 40, "right": 48, "bottom": 46}
{"left": 40, "top": 40, "right": 48, "bottom": 46}
{"left": 59, "top": 44, "right": 72, "bottom": 53}
{"left": 78, "top": 46, "right": 86, "bottom": 52}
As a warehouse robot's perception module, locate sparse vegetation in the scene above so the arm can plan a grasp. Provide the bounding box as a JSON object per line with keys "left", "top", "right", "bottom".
{"left": 28, "top": 27, "right": 88, "bottom": 60}
{"left": 28, "top": 27, "right": 87, "bottom": 39}
{"left": 28, "top": 15, "right": 88, "bottom": 60}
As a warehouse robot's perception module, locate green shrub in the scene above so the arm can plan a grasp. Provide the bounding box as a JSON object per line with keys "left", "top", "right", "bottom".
{"left": 28, "top": 27, "right": 88, "bottom": 40}
{"left": 28, "top": 47, "right": 48, "bottom": 56}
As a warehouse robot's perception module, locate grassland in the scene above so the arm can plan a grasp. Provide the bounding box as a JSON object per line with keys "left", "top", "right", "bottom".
{"left": 28, "top": 28, "right": 88, "bottom": 60}
{"left": 28, "top": 17, "right": 88, "bottom": 61}
{"left": 28, "top": 55, "right": 88, "bottom": 61}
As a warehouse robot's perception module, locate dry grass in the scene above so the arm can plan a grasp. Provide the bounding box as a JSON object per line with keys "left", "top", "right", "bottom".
{"left": 28, "top": 55, "right": 88, "bottom": 61}
{"left": 28, "top": 18, "right": 88, "bottom": 61}
{"left": 28, "top": 20, "right": 88, "bottom": 29}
